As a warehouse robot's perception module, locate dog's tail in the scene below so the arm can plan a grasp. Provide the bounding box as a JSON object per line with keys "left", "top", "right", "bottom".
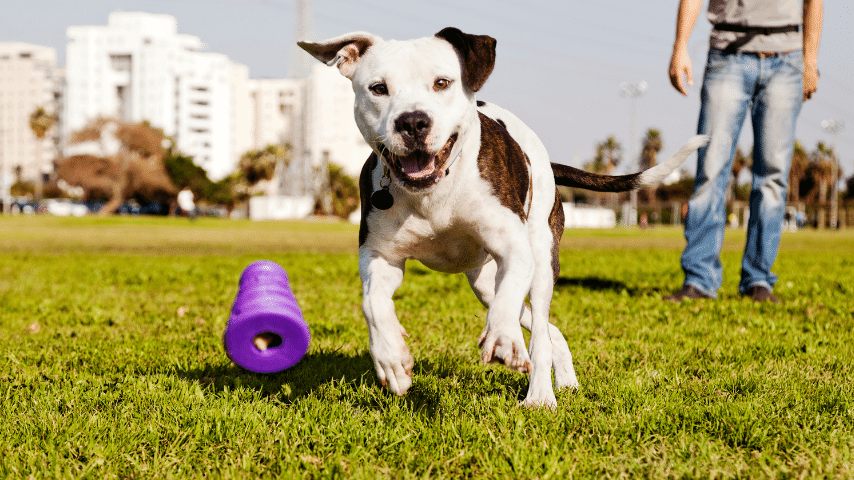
{"left": 551, "top": 135, "right": 709, "bottom": 192}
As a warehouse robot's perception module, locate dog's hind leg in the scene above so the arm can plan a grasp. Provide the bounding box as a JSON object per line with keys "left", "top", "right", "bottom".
{"left": 519, "top": 308, "right": 579, "bottom": 392}
{"left": 359, "top": 251, "right": 414, "bottom": 396}
{"left": 519, "top": 227, "right": 561, "bottom": 407}
{"left": 465, "top": 259, "right": 578, "bottom": 392}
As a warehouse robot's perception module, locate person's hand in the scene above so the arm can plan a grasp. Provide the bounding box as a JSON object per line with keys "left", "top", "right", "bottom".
{"left": 803, "top": 63, "right": 818, "bottom": 100}
{"left": 669, "top": 47, "right": 693, "bottom": 96}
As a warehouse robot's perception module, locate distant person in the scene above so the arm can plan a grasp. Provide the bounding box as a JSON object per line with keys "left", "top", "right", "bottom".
{"left": 177, "top": 186, "right": 196, "bottom": 220}
{"left": 665, "top": 0, "right": 822, "bottom": 304}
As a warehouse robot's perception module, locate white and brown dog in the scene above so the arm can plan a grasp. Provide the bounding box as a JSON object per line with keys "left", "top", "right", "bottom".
{"left": 299, "top": 28, "right": 707, "bottom": 408}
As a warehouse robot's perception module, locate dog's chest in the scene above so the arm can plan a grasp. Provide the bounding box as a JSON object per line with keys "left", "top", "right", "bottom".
{"left": 375, "top": 207, "right": 488, "bottom": 273}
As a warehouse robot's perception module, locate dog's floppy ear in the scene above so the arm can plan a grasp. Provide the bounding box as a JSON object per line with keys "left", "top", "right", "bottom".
{"left": 435, "top": 27, "right": 496, "bottom": 92}
{"left": 298, "top": 32, "right": 380, "bottom": 78}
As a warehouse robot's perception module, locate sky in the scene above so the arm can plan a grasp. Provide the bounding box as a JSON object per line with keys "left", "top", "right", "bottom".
{"left": 3, "top": 0, "right": 852, "bottom": 180}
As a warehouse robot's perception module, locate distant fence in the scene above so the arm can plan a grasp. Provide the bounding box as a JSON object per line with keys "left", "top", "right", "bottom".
{"left": 624, "top": 200, "right": 854, "bottom": 229}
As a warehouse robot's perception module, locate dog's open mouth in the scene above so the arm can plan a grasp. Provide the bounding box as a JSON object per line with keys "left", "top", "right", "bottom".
{"left": 379, "top": 133, "right": 458, "bottom": 190}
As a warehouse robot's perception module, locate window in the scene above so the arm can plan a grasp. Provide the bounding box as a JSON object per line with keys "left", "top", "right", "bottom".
{"left": 110, "top": 54, "right": 131, "bottom": 72}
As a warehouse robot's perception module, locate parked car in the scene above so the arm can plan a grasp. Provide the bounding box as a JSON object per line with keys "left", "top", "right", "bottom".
{"left": 10, "top": 198, "right": 38, "bottom": 215}
{"left": 44, "top": 199, "right": 89, "bottom": 217}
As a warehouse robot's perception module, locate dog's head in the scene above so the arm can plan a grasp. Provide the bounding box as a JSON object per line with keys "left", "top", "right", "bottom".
{"left": 299, "top": 28, "right": 496, "bottom": 191}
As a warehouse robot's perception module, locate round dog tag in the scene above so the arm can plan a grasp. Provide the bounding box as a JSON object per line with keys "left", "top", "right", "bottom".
{"left": 370, "top": 189, "right": 394, "bottom": 210}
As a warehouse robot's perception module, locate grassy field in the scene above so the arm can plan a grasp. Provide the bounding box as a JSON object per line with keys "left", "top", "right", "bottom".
{"left": 1, "top": 216, "right": 852, "bottom": 478}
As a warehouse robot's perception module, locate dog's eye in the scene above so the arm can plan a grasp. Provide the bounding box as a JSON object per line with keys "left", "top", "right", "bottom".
{"left": 433, "top": 78, "right": 451, "bottom": 91}
{"left": 369, "top": 83, "right": 389, "bottom": 96}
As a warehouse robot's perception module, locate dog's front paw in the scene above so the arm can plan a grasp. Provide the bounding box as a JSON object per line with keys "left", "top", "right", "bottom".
{"left": 478, "top": 328, "right": 531, "bottom": 373}
{"left": 522, "top": 370, "right": 558, "bottom": 409}
{"left": 372, "top": 343, "right": 414, "bottom": 396}
{"left": 521, "top": 389, "right": 557, "bottom": 409}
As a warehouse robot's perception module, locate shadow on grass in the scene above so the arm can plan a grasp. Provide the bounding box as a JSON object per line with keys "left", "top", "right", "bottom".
{"left": 555, "top": 275, "right": 638, "bottom": 295}
{"left": 172, "top": 348, "right": 527, "bottom": 415}
{"left": 172, "top": 348, "right": 374, "bottom": 398}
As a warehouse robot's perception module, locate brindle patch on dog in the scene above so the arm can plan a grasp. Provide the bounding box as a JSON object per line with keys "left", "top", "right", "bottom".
{"left": 359, "top": 152, "right": 380, "bottom": 247}
{"left": 548, "top": 190, "right": 565, "bottom": 283}
{"left": 476, "top": 112, "right": 530, "bottom": 222}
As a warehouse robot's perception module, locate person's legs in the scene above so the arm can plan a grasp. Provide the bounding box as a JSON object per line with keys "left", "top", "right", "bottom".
{"left": 679, "top": 50, "right": 755, "bottom": 298}
{"left": 739, "top": 51, "right": 804, "bottom": 295}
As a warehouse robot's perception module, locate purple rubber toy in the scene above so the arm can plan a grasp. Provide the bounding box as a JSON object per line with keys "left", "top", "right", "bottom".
{"left": 223, "top": 260, "right": 310, "bottom": 373}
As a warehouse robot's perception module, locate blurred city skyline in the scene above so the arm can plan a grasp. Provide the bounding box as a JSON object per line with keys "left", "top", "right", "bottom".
{"left": 3, "top": 0, "right": 852, "bottom": 178}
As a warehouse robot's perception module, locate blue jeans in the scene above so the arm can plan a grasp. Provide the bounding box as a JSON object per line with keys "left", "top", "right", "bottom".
{"left": 681, "top": 48, "right": 804, "bottom": 297}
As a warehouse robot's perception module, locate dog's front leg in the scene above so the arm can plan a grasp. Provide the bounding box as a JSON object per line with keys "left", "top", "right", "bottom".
{"left": 478, "top": 232, "right": 535, "bottom": 374}
{"left": 359, "top": 251, "right": 414, "bottom": 396}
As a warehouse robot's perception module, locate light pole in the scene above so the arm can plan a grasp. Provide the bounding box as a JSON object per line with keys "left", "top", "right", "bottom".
{"left": 620, "top": 81, "right": 647, "bottom": 226}
{"left": 821, "top": 119, "right": 844, "bottom": 229}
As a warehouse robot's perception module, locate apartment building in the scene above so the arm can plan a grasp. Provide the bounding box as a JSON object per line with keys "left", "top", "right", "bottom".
{"left": 64, "top": 12, "right": 251, "bottom": 180}
{"left": 248, "top": 65, "right": 370, "bottom": 194}
{"left": 302, "top": 63, "right": 371, "bottom": 179}
{"left": 0, "top": 42, "right": 61, "bottom": 203}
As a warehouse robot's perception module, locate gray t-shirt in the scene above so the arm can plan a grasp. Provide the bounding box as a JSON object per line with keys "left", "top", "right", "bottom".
{"left": 707, "top": 0, "right": 803, "bottom": 52}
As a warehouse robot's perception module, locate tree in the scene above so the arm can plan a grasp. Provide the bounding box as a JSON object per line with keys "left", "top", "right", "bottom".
{"left": 800, "top": 142, "right": 836, "bottom": 204}
{"left": 655, "top": 176, "right": 695, "bottom": 202}
{"left": 584, "top": 136, "right": 622, "bottom": 206}
{"left": 58, "top": 118, "right": 177, "bottom": 214}
{"left": 237, "top": 145, "right": 283, "bottom": 185}
{"left": 327, "top": 163, "right": 359, "bottom": 219}
{"left": 639, "top": 129, "right": 662, "bottom": 203}
{"left": 585, "top": 136, "right": 622, "bottom": 175}
{"left": 639, "top": 129, "right": 662, "bottom": 171}
{"left": 163, "top": 147, "right": 210, "bottom": 192}
{"left": 28, "top": 106, "right": 56, "bottom": 200}
{"left": 788, "top": 141, "right": 809, "bottom": 203}
{"left": 844, "top": 175, "right": 854, "bottom": 201}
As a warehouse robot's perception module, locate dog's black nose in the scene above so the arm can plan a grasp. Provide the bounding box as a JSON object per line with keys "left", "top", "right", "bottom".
{"left": 394, "top": 111, "right": 432, "bottom": 144}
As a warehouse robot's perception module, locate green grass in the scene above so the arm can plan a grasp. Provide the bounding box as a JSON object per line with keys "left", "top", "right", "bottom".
{"left": 1, "top": 216, "right": 852, "bottom": 478}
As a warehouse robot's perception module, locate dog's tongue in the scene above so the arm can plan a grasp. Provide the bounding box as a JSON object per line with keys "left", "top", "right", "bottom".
{"left": 400, "top": 152, "right": 435, "bottom": 178}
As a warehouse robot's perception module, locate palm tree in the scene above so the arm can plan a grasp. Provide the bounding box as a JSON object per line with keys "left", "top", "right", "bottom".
{"left": 802, "top": 142, "right": 835, "bottom": 204}
{"left": 639, "top": 129, "right": 662, "bottom": 170}
{"left": 327, "top": 163, "right": 359, "bottom": 219}
{"left": 584, "top": 136, "right": 622, "bottom": 206}
{"left": 29, "top": 107, "right": 56, "bottom": 200}
{"left": 788, "top": 141, "right": 809, "bottom": 203}
{"left": 639, "top": 129, "right": 662, "bottom": 203}
{"left": 237, "top": 145, "right": 284, "bottom": 186}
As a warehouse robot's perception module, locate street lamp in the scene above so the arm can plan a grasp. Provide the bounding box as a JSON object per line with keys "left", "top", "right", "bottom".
{"left": 821, "top": 119, "right": 844, "bottom": 228}
{"left": 620, "top": 81, "right": 647, "bottom": 226}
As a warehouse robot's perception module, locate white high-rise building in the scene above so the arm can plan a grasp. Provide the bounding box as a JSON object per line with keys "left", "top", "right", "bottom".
{"left": 248, "top": 77, "right": 303, "bottom": 153}
{"left": 0, "top": 42, "right": 61, "bottom": 206}
{"left": 303, "top": 64, "right": 371, "bottom": 179}
{"left": 65, "top": 12, "right": 250, "bottom": 180}
{"left": 244, "top": 65, "right": 371, "bottom": 218}
{"left": 248, "top": 65, "right": 370, "bottom": 186}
